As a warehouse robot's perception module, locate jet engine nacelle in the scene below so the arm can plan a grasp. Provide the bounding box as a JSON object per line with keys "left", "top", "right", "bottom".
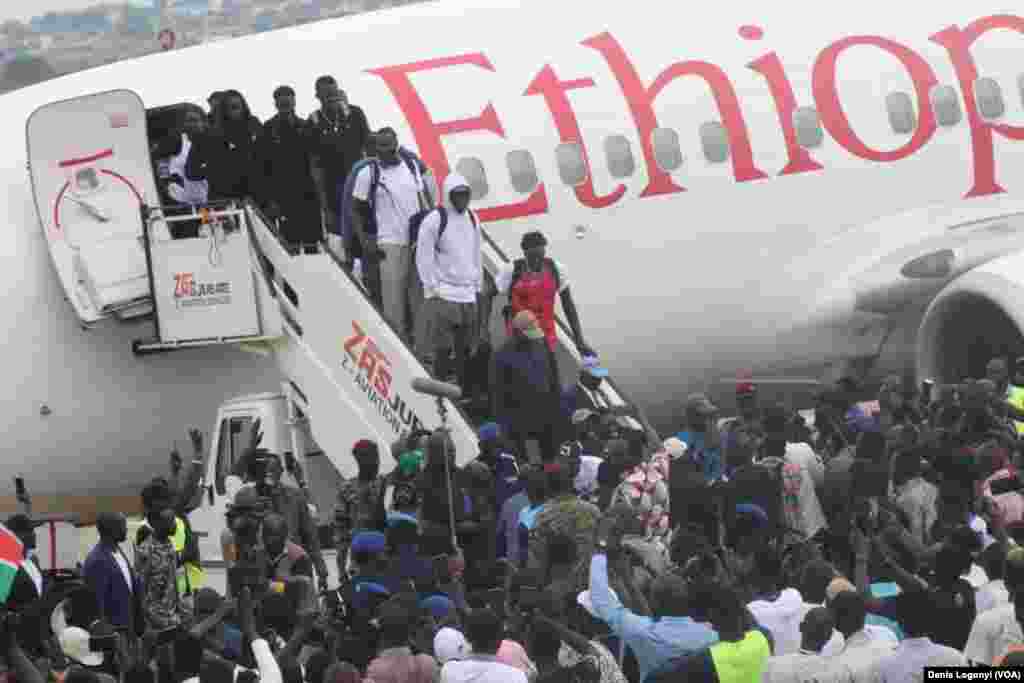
{"left": 917, "top": 251, "right": 1024, "bottom": 386}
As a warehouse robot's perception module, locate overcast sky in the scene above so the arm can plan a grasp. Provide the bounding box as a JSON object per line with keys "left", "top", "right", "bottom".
{"left": 3, "top": 0, "right": 121, "bottom": 23}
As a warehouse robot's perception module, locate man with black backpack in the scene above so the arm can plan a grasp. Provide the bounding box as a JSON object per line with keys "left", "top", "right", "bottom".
{"left": 416, "top": 173, "right": 483, "bottom": 392}
{"left": 350, "top": 128, "right": 431, "bottom": 338}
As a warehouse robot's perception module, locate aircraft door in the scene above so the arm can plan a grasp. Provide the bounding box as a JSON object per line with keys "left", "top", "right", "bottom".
{"left": 26, "top": 89, "right": 159, "bottom": 324}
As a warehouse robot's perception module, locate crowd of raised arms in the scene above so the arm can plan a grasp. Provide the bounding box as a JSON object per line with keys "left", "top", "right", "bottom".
{"left": 6, "top": 77, "right": 1024, "bottom": 683}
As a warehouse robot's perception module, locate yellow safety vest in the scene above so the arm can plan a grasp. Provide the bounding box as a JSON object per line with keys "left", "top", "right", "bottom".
{"left": 708, "top": 630, "right": 771, "bottom": 683}
{"left": 141, "top": 517, "right": 205, "bottom": 595}
{"left": 1008, "top": 385, "right": 1024, "bottom": 435}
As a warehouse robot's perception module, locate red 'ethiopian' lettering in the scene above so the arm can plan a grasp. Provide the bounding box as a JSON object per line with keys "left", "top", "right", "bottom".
{"left": 931, "top": 15, "right": 1024, "bottom": 198}
{"left": 582, "top": 31, "right": 768, "bottom": 196}
{"left": 747, "top": 52, "right": 824, "bottom": 176}
{"left": 525, "top": 64, "right": 626, "bottom": 209}
{"left": 812, "top": 35, "right": 938, "bottom": 162}
{"left": 366, "top": 54, "right": 549, "bottom": 223}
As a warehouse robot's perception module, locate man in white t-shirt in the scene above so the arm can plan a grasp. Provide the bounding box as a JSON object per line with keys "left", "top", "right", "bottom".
{"left": 352, "top": 128, "right": 428, "bottom": 341}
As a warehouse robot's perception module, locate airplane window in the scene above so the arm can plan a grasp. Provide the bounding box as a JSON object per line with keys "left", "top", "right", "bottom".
{"left": 506, "top": 149, "right": 539, "bottom": 193}
{"left": 604, "top": 135, "right": 636, "bottom": 178}
{"left": 886, "top": 91, "right": 916, "bottom": 135}
{"left": 700, "top": 121, "right": 730, "bottom": 163}
{"left": 555, "top": 142, "right": 589, "bottom": 186}
{"left": 455, "top": 157, "right": 489, "bottom": 199}
{"left": 975, "top": 78, "right": 1005, "bottom": 119}
{"left": 215, "top": 415, "right": 254, "bottom": 495}
{"left": 930, "top": 84, "right": 962, "bottom": 127}
{"left": 793, "top": 107, "right": 824, "bottom": 148}
{"left": 651, "top": 128, "right": 683, "bottom": 172}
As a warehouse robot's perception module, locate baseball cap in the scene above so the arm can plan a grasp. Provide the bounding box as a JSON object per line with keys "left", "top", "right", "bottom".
{"left": 419, "top": 594, "right": 454, "bottom": 620}
{"left": 735, "top": 503, "right": 769, "bottom": 528}
{"left": 434, "top": 627, "right": 470, "bottom": 663}
{"left": 60, "top": 627, "right": 104, "bottom": 667}
{"left": 351, "top": 531, "right": 386, "bottom": 555}
{"left": 685, "top": 393, "right": 718, "bottom": 416}
{"left": 511, "top": 310, "right": 544, "bottom": 340}
{"left": 397, "top": 449, "right": 423, "bottom": 476}
{"left": 478, "top": 422, "right": 502, "bottom": 442}
{"left": 736, "top": 381, "right": 757, "bottom": 396}
{"left": 581, "top": 355, "right": 608, "bottom": 378}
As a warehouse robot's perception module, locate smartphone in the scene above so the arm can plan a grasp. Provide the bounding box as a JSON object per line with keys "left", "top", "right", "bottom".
{"left": 13, "top": 477, "right": 25, "bottom": 498}
{"left": 921, "top": 379, "right": 934, "bottom": 403}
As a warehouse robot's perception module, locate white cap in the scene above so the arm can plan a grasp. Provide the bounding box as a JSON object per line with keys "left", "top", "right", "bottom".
{"left": 434, "top": 627, "right": 470, "bottom": 664}
{"left": 60, "top": 627, "right": 104, "bottom": 667}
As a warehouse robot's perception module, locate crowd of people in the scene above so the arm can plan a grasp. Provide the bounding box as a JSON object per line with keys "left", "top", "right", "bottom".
{"left": 7, "top": 77, "right": 1024, "bottom": 682}
{"left": 6, "top": 355, "right": 1024, "bottom": 682}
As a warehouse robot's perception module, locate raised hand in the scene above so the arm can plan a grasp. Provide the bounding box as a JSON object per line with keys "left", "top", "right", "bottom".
{"left": 189, "top": 428, "right": 204, "bottom": 455}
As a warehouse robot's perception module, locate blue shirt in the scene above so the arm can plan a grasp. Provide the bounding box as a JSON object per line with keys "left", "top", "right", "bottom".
{"left": 677, "top": 431, "right": 723, "bottom": 484}
{"left": 590, "top": 555, "right": 719, "bottom": 682}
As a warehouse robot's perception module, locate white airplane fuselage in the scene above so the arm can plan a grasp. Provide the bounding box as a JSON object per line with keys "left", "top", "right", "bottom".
{"left": 3, "top": 1, "right": 1024, "bottom": 514}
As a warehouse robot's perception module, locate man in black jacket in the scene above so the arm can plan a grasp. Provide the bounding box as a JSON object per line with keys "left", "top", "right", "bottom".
{"left": 307, "top": 75, "right": 371, "bottom": 242}
{"left": 256, "top": 85, "right": 321, "bottom": 252}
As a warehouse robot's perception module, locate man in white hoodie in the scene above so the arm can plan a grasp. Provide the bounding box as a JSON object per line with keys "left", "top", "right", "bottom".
{"left": 416, "top": 173, "right": 483, "bottom": 391}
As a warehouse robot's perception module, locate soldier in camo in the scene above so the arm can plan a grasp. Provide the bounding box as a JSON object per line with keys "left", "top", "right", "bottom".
{"left": 334, "top": 439, "right": 388, "bottom": 577}
{"left": 528, "top": 461, "right": 602, "bottom": 601}
{"left": 135, "top": 505, "right": 186, "bottom": 630}
{"left": 721, "top": 381, "right": 763, "bottom": 472}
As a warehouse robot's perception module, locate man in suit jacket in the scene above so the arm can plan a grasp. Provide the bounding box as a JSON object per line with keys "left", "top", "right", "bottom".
{"left": 5, "top": 513, "right": 48, "bottom": 657}
{"left": 83, "top": 512, "right": 141, "bottom": 637}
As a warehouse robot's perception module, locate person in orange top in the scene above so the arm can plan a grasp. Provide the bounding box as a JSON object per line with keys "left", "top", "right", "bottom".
{"left": 497, "top": 231, "right": 592, "bottom": 357}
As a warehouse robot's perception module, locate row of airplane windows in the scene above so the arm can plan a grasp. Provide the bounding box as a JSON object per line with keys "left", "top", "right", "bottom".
{"left": 455, "top": 76, "right": 1021, "bottom": 199}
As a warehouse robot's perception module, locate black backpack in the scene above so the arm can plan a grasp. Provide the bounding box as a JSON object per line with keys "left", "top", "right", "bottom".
{"left": 509, "top": 257, "right": 561, "bottom": 292}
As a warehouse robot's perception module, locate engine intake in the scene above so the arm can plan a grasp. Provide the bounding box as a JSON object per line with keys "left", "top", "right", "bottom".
{"left": 917, "top": 251, "right": 1024, "bottom": 385}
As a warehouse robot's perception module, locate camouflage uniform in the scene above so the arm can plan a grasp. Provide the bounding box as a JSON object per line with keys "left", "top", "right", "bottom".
{"left": 333, "top": 475, "right": 388, "bottom": 572}
{"left": 135, "top": 537, "right": 185, "bottom": 630}
{"left": 528, "top": 494, "right": 602, "bottom": 601}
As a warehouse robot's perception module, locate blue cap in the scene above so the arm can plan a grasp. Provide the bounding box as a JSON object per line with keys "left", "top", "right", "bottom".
{"left": 420, "top": 594, "right": 454, "bottom": 619}
{"left": 735, "top": 503, "right": 769, "bottom": 527}
{"left": 351, "top": 530, "right": 387, "bottom": 555}
{"left": 478, "top": 422, "right": 501, "bottom": 442}
{"left": 581, "top": 355, "right": 608, "bottom": 378}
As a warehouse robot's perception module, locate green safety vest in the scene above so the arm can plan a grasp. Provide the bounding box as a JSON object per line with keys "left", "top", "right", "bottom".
{"left": 1008, "top": 385, "right": 1024, "bottom": 435}
{"left": 708, "top": 630, "right": 771, "bottom": 683}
